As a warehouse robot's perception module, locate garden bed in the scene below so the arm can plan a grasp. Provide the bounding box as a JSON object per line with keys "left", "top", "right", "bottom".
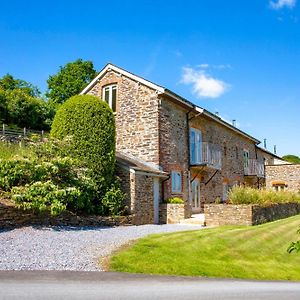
{"left": 204, "top": 202, "right": 300, "bottom": 226}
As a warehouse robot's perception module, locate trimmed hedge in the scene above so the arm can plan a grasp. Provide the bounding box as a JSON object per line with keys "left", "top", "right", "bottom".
{"left": 51, "top": 95, "right": 116, "bottom": 193}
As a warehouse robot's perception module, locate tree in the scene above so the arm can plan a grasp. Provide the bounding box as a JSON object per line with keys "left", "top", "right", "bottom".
{"left": 51, "top": 95, "right": 116, "bottom": 196}
{"left": 0, "top": 74, "right": 53, "bottom": 130}
{"left": 5, "top": 89, "right": 53, "bottom": 130}
{"left": 282, "top": 155, "right": 300, "bottom": 164}
{"left": 46, "top": 59, "right": 97, "bottom": 105}
{"left": 0, "top": 89, "right": 8, "bottom": 123}
{"left": 0, "top": 74, "right": 40, "bottom": 97}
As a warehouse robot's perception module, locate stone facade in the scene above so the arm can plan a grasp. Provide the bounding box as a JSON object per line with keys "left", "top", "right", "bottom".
{"left": 266, "top": 164, "right": 300, "bottom": 193}
{"left": 87, "top": 69, "right": 160, "bottom": 166}
{"left": 116, "top": 165, "right": 157, "bottom": 225}
{"left": 159, "top": 204, "right": 185, "bottom": 224}
{"left": 159, "top": 98, "right": 191, "bottom": 217}
{"left": 205, "top": 203, "right": 300, "bottom": 226}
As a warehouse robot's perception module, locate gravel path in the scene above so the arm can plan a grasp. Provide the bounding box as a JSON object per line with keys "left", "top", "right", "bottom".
{"left": 0, "top": 224, "right": 202, "bottom": 271}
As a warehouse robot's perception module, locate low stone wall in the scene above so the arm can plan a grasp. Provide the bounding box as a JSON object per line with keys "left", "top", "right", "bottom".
{"left": 204, "top": 203, "right": 300, "bottom": 226}
{"left": 159, "top": 203, "right": 185, "bottom": 224}
{"left": 0, "top": 203, "right": 133, "bottom": 229}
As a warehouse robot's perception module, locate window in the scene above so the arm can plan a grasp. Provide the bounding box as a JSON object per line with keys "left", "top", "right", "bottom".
{"left": 243, "top": 150, "right": 249, "bottom": 168}
{"left": 102, "top": 84, "right": 117, "bottom": 112}
{"left": 171, "top": 171, "right": 182, "bottom": 193}
{"left": 190, "top": 128, "right": 202, "bottom": 164}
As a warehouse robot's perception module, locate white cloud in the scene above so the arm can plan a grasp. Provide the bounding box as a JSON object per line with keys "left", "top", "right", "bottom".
{"left": 198, "top": 63, "right": 210, "bottom": 69}
{"left": 269, "top": 0, "right": 296, "bottom": 9}
{"left": 181, "top": 67, "right": 230, "bottom": 99}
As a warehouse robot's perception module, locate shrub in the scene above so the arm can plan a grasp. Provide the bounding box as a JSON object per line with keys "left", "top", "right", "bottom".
{"left": 100, "top": 183, "right": 126, "bottom": 216}
{"left": 50, "top": 95, "right": 116, "bottom": 195}
{"left": 164, "top": 197, "right": 184, "bottom": 204}
{"left": 228, "top": 186, "right": 300, "bottom": 205}
{"left": 288, "top": 227, "right": 300, "bottom": 254}
{"left": 0, "top": 153, "right": 97, "bottom": 215}
{"left": 12, "top": 177, "right": 96, "bottom": 216}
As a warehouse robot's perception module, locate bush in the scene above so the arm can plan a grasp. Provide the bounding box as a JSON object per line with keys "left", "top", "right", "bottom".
{"left": 164, "top": 197, "right": 184, "bottom": 204}
{"left": 228, "top": 186, "right": 300, "bottom": 205}
{"left": 0, "top": 153, "right": 96, "bottom": 215}
{"left": 50, "top": 95, "right": 116, "bottom": 195}
{"left": 100, "top": 183, "right": 126, "bottom": 216}
{"left": 12, "top": 179, "right": 95, "bottom": 216}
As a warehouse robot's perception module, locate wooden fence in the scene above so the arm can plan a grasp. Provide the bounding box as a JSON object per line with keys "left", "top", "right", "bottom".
{"left": 0, "top": 124, "right": 45, "bottom": 139}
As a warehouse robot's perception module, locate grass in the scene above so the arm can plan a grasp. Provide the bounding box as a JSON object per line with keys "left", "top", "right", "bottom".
{"left": 110, "top": 215, "right": 300, "bottom": 280}
{"left": 0, "top": 142, "right": 32, "bottom": 160}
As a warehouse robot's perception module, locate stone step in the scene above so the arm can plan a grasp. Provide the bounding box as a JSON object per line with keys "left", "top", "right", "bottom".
{"left": 180, "top": 214, "right": 205, "bottom": 226}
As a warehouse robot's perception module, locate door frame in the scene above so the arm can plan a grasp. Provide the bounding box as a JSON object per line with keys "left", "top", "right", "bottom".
{"left": 191, "top": 178, "right": 201, "bottom": 213}
{"left": 153, "top": 178, "right": 160, "bottom": 224}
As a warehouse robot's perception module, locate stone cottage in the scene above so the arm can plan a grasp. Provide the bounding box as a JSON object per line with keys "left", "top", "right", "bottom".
{"left": 81, "top": 63, "right": 283, "bottom": 224}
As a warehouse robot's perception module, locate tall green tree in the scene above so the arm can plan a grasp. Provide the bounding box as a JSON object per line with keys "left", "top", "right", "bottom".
{"left": 46, "top": 59, "right": 97, "bottom": 105}
{"left": 0, "top": 74, "right": 40, "bottom": 97}
{"left": 282, "top": 155, "right": 300, "bottom": 164}
{"left": 0, "top": 74, "right": 53, "bottom": 129}
{"left": 6, "top": 89, "right": 53, "bottom": 130}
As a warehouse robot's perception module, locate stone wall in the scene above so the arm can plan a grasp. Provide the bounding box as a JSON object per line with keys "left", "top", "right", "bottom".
{"left": 204, "top": 203, "right": 300, "bottom": 226}
{"left": 87, "top": 69, "right": 160, "bottom": 166}
{"left": 0, "top": 203, "right": 133, "bottom": 229}
{"left": 159, "top": 203, "right": 185, "bottom": 224}
{"left": 116, "top": 165, "right": 131, "bottom": 213}
{"left": 266, "top": 164, "right": 300, "bottom": 193}
{"left": 132, "top": 174, "right": 155, "bottom": 225}
{"left": 117, "top": 165, "right": 156, "bottom": 225}
{"left": 159, "top": 98, "right": 191, "bottom": 216}
{"left": 204, "top": 204, "right": 252, "bottom": 226}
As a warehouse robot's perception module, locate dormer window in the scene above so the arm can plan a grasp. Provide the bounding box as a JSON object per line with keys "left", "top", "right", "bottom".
{"left": 102, "top": 84, "right": 117, "bottom": 112}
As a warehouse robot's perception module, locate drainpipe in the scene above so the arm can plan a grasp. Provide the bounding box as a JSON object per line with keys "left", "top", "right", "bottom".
{"left": 161, "top": 174, "right": 171, "bottom": 202}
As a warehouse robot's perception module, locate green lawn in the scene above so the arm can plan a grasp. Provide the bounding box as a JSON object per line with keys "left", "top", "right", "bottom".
{"left": 109, "top": 215, "right": 300, "bottom": 280}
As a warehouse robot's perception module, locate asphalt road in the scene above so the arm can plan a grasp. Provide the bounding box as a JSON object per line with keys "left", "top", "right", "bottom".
{"left": 0, "top": 270, "right": 300, "bottom": 300}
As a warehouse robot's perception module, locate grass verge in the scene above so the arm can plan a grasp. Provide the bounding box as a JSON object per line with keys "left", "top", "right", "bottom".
{"left": 109, "top": 215, "right": 300, "bottom": 280}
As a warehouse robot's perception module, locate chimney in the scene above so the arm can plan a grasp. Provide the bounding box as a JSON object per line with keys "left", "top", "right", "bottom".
{"left": 274, "top": 145, "right": 277, "bottom": 155}
{"left": 215, "top": 111, "right": 219, "bottom": 117}
{"left": 264, "top": 139, "right": 267, "bottom": 149}
{"left": 232, "top": 119, "right": 236, "bottom": 127}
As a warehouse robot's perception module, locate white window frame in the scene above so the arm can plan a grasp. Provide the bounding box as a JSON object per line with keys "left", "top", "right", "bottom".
{"left": 102, "top": 84, "right": 117, "bottom": 112}
{"left": 171, "top": 171, "right": 182, "bottom": 193}
{"left": 190, "top": 128, "right": 202, "bottom": 164}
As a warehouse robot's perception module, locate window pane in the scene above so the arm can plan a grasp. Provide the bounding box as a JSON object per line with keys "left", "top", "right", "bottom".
{"left": 112, "top": 86, "right": 117, "bottom": 112}
{"left": 171, "top": 171, "right": 181, "bottom": 193}
{"left": 104, "top": 88, "right": 110, "bottom": 104}
{"left": 190, "top": 131, "right": 195, "bottom": 164}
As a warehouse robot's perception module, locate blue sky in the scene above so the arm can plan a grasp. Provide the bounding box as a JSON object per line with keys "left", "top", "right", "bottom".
{"left": 1, "top": 0, "right": 299, "bottom": 156}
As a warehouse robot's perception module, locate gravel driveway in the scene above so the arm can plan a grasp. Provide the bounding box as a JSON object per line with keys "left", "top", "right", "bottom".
{"left": 0, "top": 224, "right": 202, "bottom": 271}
